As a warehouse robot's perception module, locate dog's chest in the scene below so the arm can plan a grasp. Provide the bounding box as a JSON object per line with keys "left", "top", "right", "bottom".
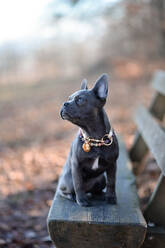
{"left": 91, "top": 157, "right": 99, "bottom": 170}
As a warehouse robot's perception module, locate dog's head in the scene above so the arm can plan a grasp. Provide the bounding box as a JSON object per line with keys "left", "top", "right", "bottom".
{"left": 60, "top": 74, "right": 109, "bottom": 127}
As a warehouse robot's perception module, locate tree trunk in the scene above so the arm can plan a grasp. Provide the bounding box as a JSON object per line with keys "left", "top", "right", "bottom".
{"left": 151, "top": 0, "right": 165, "bottom": 57}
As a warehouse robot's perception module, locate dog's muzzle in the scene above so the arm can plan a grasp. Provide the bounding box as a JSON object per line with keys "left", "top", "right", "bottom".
{"left": 60, "top": 106, "right": 71, "bottom": 120}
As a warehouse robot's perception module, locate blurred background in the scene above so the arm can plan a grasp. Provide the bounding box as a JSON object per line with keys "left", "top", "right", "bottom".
{"left": 0, "top": 0, "right": 165, "bottom": 247}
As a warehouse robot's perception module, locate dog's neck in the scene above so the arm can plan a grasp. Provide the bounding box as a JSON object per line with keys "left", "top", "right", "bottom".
{"left": 80, "top": 109, "right": 111, "bottom": 139}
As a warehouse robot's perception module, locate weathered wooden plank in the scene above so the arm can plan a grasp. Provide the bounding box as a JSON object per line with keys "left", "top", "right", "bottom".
{"left": 152, "top": 70, "right": 165, "bottom": 95}
{"left": 134, "top": 105, "right": 165, "bottom": 175}
{"left": 129, "top": 93, "right": 165, "bottom": 165}
{"left": 47, "top": 139, "right": 146, "bottom": 248}
{"left": 144, "top": 173, "right": 165, "bottom": 227}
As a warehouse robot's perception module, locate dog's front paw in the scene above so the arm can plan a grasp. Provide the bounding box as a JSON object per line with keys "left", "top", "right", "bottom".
{"left": 106, "top": 194, "right": 117, "bottom": 205}
{"left": 76, "top": 195, "right": 91, "bottom": 207}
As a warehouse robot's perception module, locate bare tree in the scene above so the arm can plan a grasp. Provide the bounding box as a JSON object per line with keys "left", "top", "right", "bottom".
{"left": 151, "top": 0, "right": 165, "bottom": 56}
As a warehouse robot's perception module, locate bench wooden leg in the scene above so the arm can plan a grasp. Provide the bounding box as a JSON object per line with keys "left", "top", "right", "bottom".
{"left": 144, "top": 173, "right": 165, "bottom": 227}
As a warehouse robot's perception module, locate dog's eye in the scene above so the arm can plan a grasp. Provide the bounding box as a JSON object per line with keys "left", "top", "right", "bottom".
{"left": 76, "top": 96, "right": 85, "bottom": 105}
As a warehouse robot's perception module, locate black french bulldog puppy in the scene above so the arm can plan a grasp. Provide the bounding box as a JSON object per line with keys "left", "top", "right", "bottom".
{"left": 60, "top": 74, "right": 119, "bottom": 207}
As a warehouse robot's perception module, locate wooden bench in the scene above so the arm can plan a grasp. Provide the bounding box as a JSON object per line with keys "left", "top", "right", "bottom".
{"left": 47, "top": 137, "right": 146, "bottom": 248}
{"left": 47, "top": 70, "right": 165, "bottom": 247}
{"left": 130, "top": 70, "right": 165, "bottom": 247}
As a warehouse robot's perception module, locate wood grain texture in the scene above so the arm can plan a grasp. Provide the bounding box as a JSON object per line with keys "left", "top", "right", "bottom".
{"left": 134, "top": 105, "right": 165, "bottom": 175}
{"left": 152, "top": 70, "right": 165, "bottom": 95}
{"left": 144, "top": 173, "right": 165, "bottom": 227}
{"left": 47, "top": 138, "right": 146, "bottom": 248}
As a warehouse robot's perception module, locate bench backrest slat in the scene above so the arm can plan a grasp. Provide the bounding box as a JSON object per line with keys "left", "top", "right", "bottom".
{"left": 130, "top": 72, "right": 165, "bottom": 165}
{"left": 130, "top": 70, "right": 165, "bottom": 227}
{"left": 152, "top": 70, "right": 165, "bottom": 95}
{"left": 135, "top": 105, "right": 165, "bottom": 175}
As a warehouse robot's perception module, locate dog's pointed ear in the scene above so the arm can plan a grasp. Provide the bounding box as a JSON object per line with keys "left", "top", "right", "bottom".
{"left": 92, "top": 74, "right": 108, "bottom": 100}
{"left": 81, "top": 79, "right": 88, "bottom": 90}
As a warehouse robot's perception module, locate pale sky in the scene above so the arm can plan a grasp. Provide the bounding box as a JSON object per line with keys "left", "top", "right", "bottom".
{"left": 0, "top": 0, "right": 121, "bottom": 45}
{"left": 0, "top": 0, "right": 50, "bottom": 44}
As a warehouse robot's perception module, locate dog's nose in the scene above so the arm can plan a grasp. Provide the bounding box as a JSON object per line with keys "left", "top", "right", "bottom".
{"left": 64, "top": 102, "right": 69, "bottom": 107}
